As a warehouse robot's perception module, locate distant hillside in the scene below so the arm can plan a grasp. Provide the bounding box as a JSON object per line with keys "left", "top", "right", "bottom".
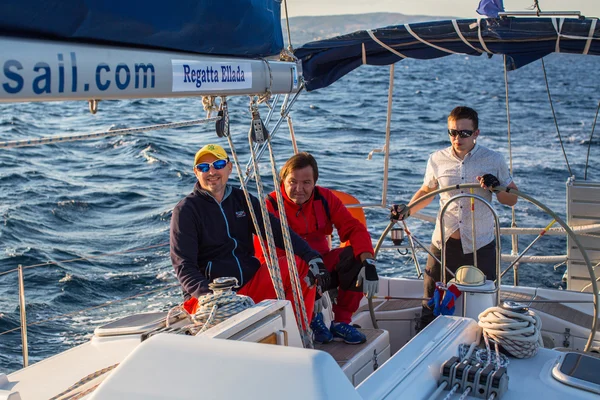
{"left": 284, "top": 12, "right": 455, "bottom": 47}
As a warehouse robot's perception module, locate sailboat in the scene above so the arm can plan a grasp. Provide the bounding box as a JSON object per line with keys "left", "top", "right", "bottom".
{"left": 1, "top": 1, "right": 599, "bottom": 399}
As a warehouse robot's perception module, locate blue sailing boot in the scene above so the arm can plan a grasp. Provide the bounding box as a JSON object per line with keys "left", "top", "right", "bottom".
{"left": 310, "top": 312, "right": 333, "bottom": 344}
{"left": 330, "top": 321, "right": 367, "bottom": 345}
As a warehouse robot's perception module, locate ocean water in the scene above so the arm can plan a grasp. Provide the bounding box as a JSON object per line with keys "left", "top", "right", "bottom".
{"left": 1, "top": 52, "right": 599, "bottom": 373}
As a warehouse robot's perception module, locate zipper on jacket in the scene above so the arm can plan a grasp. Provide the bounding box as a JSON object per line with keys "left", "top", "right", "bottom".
{"left": 217, "top": 203, "right": 244, "bottom": 285}
{"left": 297, "top": 205, "right": 309, "bottom": 236}
{"left": 206, "top": 261, "right": 213, "bottom": 280}
{"left": 204, "top": 190, "right": 244, "bottom": 286}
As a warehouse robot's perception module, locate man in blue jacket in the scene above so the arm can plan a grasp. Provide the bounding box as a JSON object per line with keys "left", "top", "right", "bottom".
{"left": 170, "top": 144, "right": 328, "bottom": 321}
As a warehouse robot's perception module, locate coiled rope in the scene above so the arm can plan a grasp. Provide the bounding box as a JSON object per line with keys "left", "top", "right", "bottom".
{"left": 191, "top": 287, "right": 255, "bottom": 334}
{"left": 478, "top": 306, "right": 544, "bottom": 359}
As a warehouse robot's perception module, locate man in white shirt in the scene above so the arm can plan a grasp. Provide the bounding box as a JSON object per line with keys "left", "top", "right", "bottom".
{"left": 391, "top": 106, "right": 518, "bottom": 330}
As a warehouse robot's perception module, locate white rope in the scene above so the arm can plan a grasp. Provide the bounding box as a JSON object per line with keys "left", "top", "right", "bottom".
{"left": 501, "top": 254, "right": 566, "bottom": 263}
{"left": 579, "top": 261, "right": 600, "bottom": 292}
{"left": 404, "top": 23, "right": 461, "bottom": 54}
{"left": 247, "top": 137, "right": 286, "bottom": 297}
{"left": 0, "top": 117, "right": 220, "bottom": 149}
{"left": 477, "top": 19, "right": 494, "bottom": 55}
{"left": 442, "top": 384, "right": 460, "bottom": 400}
{"left": 502, "top": 224, "right": 600, "bottom": 235}
{"left": 478, "top": 306, "right": 544, "bottom": 359}
{"left": 244, "top": 103, "right": 311, "bottom": 348}
{"left": 202, "top": 96, "right": 218, "bottom": 118}
{"left": 49, "top": 363, "right": 118, "bottom": 400}
{"left": 584, "top": 19, "right": 598, "bottom": 55}
{"left": 552, "top": 17, "right": 600, "bottom": 42}
{"left": 264, "top": 138, "right": 313, "bottom": 348}
{"left": 477, "top": 19, "right": 494, "bottom": 54}
{"left": 366, "top": 30, "right": 408, "bottom": 59}
{"left": 192, "top": 290, "right": 255, "bottom": 333}
{"left": 459, "top": 340, "right": 509, "bottom": 369}
{"left": 227, "top": 135, "right": 286, "bottom": 300}
{"left": 457, "top": 387, "right": 472, "bottom": 400}
{"left": 553, "top": 18, "right": 564, "bottom": 53}
{"left": 452, "top": 19, "right": 483, "bottom": 53}
{"left": 362, "top": 43, "right": 367, "bottom": 64}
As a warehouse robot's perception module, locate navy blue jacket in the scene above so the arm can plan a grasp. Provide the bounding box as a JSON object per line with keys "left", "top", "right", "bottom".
{"left": 170, "top": 183, "right": 320, "bottom": 300}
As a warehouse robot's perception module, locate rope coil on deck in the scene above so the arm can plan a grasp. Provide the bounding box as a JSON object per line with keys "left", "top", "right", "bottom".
{"left": 191, "top": 289, "right": 255, "bottom": 334}
{"left": 478, "top": 306, "right": 544, "bottom": 359}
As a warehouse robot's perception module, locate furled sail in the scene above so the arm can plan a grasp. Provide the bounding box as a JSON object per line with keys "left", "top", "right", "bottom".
{"left": 296, "top": 17, "right": 600, "bottom": 91}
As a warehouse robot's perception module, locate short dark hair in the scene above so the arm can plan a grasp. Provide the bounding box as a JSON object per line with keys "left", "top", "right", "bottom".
{"left": 280, "top": 152, "right": 319, "bottom": 183}
{"left": 448, "top": 106, "right": 478, "bottom": 130}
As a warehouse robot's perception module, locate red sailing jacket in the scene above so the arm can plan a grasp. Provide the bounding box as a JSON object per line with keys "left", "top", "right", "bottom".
{"left": 253, "top": 185, "right": 374, "bottom": 264}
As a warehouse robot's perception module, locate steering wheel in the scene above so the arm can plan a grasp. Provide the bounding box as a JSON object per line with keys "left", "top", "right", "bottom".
{"left": 374, "top": 183, "right": 598, "bottom": 352}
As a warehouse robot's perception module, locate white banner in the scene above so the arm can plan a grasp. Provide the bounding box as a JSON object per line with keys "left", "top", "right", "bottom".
{"left": 172, "top": 60, "right": 252, "bottom": 92}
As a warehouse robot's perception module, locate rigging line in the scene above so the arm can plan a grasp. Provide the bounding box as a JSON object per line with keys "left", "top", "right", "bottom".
{"left": 477, "top": 19, "right": 494, "bottom": 55}
{"left": 532, "top": 0, "right": 542, "bottom": 15}
{"left": 551, "top": 17, "right": 599, "bottom": 43}
{"left": 282, "top": 0, "right": 294, "bottom": 52}
{"left": 404, "top": 24, "right": 461, "bottom": 54}
{"left": 451, "top": 19, "right": 483, "bottom": 53}
{"left": 0, "top": 117, "right": 220, "bottom": 149}
{"left": 13, "top": 242, "right": 170, "bottom": 273}
{"left": 0, "top": 283, "right": 181, "bottom": 337}
{"left": 541, "top": 58, "right": 573, "bottom": 177}
{"left": 552, "top": 18, "right": 563, "bottom": 53}
{"left": 0, "top": 267, "right": 19, "bottom": 278}
{"left": 226, "top": 130, "right": 286, "bottom": 301}
{"left": 583, "top": 19, "right": 598, "bottom": 55}
{"left": 503, "top": 57, "right": 515, "bottom": 178}
{"left": 504, "top": 55, "right": 518, "bottom": 257}
{"left": 584, "top": 100, "right": 600, "bottom": 180}
{"left": 366, "top": 30, "right": 408, "bottom": 59}
{"left": 264, "top": 138, "right": 313, "bottom": 348}
{"left": 49, "top": 363, "right": 119, "bottom": 400}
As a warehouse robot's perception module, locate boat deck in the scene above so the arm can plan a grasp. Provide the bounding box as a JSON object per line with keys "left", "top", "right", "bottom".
{"left": 314, "top": 329, "right": 386, "bottom": 368}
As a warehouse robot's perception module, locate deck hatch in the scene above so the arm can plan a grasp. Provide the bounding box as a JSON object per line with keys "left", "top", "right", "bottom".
{"left": 551, "top": 352, "right": 600, "bottom": 394}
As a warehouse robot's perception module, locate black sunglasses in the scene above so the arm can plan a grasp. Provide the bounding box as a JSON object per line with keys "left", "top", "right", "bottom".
{"left": 448, "top": 129, "right": 475, "bottom": 138}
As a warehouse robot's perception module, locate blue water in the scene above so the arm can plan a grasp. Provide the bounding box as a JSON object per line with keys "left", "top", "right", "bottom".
{"left": 1, "top": 53, "right": 599, "bottom": 373}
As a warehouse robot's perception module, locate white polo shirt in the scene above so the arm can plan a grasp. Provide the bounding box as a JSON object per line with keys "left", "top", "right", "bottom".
{"left": 423, "top": 144, "right": 513, "bottom": 253}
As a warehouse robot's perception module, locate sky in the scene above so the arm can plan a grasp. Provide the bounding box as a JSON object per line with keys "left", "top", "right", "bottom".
{"left": 286, "top": 0, "right": 600, "bottom": 18}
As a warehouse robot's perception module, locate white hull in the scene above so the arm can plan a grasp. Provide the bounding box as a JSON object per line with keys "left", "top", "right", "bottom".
{"left": 3, "top": 276, "right": 599, "bottom": 399}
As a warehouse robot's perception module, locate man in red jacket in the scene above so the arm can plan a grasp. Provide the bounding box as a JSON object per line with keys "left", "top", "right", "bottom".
{"left": 255, "top": 152, "right": 379, "bottom": 344}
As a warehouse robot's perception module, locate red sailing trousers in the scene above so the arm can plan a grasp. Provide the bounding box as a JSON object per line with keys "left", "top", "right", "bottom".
{"left": 238, "top": 255, "right": 316, "bottom": 327}
{"left": 322, "top": 247, "right": 364, "bottom": 324}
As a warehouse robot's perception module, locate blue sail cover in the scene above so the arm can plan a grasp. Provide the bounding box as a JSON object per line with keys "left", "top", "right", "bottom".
{"left": 296, "top": 17, "right": 600, "bottom": 91}
{"left": 0, "top": 0, "right": 284, "bottom": 57}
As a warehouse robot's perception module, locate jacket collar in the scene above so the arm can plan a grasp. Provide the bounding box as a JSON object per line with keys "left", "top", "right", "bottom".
{"left": 194, "top": 182, "right": 232, "bottom": 203}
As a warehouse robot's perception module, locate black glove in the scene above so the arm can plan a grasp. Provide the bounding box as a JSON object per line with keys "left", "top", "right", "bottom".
{"left": 306, "top": 257, "right": 331, "bottom": 290}
{"left": 482, "top": 174, "right": 500, "bottom": 191}
{"left": 390, "top": 203, "right": 410, "bottom": 221}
